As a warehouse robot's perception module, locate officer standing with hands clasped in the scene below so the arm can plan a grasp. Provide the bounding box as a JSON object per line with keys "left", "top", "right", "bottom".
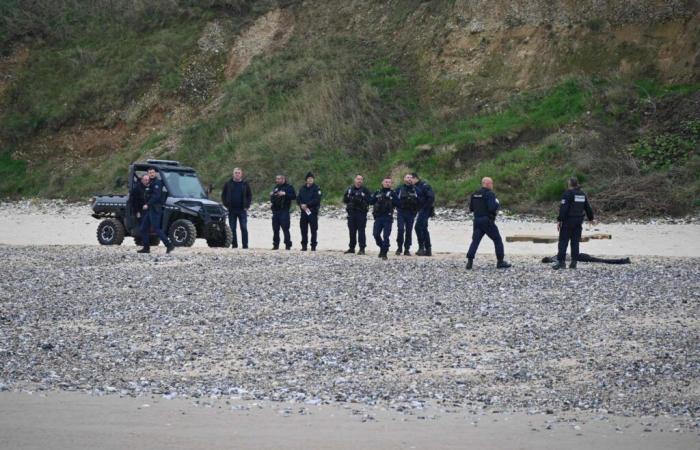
{"left": 412, "top": 172, "right": 435, "bottom": 257}
{"left": 465, "top": 176, "right": 510, "bottom": 269}
{"left": 297, "top": 172, "right": 322, "bottom": 251}
{"left": 270, "top": 174, "right": 296, "bottom": 250}
{"left": 138, "top": 167, "right": 174, "bottom": 254}
{"left": 370, "top": 176, "right": 399, "bottom": 260}
{"left": 553, "top": 177, "right": 595, "bottom": 270}
{"left": 221, "top": 167, "right": 252, "bottom": 249}
{"left": 342, "top": 175, "right": 371, "bottom": 255}
{"left": 395, "top": 173, "right": 421, "bottom": 256}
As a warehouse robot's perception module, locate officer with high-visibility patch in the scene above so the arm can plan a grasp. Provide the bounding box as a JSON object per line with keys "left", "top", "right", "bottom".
{"left": 553, "top": 177, "right": 595, "bottom": 270}
{"left": 465, "top": 177, "right": 510, "bottom": 269}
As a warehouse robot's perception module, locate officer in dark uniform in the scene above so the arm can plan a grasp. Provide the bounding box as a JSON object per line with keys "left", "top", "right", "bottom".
{"left": 412, "top": 173, "right": 435, "bottom": 257}
{"left": 553, "top": 177, "right": 595, "bottom": 270}
{"left": 270, "top": 174, "right": 296, "bottom": 250}
{"left": 297, "top": 172, "right": 322, "bottom": 251}
{"left": 221, "top": 167, "right": 253, "bottom": 249}
{"left": 369, "top": 176, "right": 398, "bottom": 260}
{"left": 394, "top": 173, "right": 421, "bottom": 256}
{"left": 342, "top": 175, "right": 371, "bottom": 255}
{"left": 465, "top": 177, "right": 510, "bottom": 269}
{"left": 138, "top": 167, "right": 174, "bottom": 254}
{"left": 129, "top": 174, "right": 150, "bottom": 222}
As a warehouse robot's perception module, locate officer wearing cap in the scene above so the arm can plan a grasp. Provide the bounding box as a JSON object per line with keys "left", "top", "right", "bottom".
{"left": 553, "top": 177, "right": 595, "bottom": 270}
{"left": 342, "top": 175, "right": 371, "bottom": 255}
{"left": 297, "top": 172, "right": 322, "bottom": 251}
{"left": 465, "top": 177, "right": 510, "bottom": 269}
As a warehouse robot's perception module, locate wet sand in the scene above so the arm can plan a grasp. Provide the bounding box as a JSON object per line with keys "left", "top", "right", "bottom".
{"left": 1, "top": 392, "right": 697, "bottom": 450}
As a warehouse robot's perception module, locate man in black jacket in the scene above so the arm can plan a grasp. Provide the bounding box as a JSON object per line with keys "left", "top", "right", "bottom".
{"left": 413, "top": 173, "right": 435, "bottom": 257}
{"left": 369, "top": 176, "right": 399, "bottom": 260}
{"left": 270, "top": 174, "right": 296, "bottom": 250}
{"left": 466, "top": 177, "right": 510, "bottom": 269}
{"left": 342, "top": 175, "right": 371, "bottom": 255}
{"left": 138, "top": 167, "right": 174, "bottom": 254}
{"left": 297, "top": 172, "right": 322, "bottom": 251}
{"left": 394, "top": 173, "right": 421, "bottom": 256}
{"left": 129, "top": 174, "right": 150, "bottom": 220}
{"left": 221, "top": 167, "right": 253, "bottom": 249}
{"left": 553, "top": 177, "right": 596, "bottom": 270}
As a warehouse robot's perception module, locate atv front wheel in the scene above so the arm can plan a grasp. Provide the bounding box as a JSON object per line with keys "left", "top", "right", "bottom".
{"left": 97, "top": 218, "right": 126, "bottom": 246}
{"left": 168, "top": 219, "right": 197, "bottom": 247}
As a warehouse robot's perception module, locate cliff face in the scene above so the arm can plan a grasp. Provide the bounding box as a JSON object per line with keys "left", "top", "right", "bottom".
{"left": 1, "top": 1, "right": 699, "bottom": 216}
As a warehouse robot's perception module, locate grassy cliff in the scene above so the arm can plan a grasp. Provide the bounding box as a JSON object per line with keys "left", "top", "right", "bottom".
{"left": 1, "top": 0, "right": 698, "bottom": 217}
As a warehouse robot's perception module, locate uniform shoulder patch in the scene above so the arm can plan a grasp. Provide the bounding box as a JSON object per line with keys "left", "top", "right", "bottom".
{"left": 561, "top": 199, "right": 567, "bottom": 204}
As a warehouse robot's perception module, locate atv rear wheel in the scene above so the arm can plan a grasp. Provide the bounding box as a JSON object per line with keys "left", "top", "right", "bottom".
{"left": 168, "top": 219, "right": 197, "bottom": 247}
{"left": 207, "top": 223, "right": 233, "bottom": 248}
{"left": 97, "top": 218, "right": 125, "bottom": 245}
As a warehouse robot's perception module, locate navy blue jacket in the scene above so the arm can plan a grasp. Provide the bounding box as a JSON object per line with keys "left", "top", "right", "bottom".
{"left": 415, "top": 180, "right": 435, "bottom": 210}
{"left": 297, "top": 183, "right": 322, "bottom": 213}
{"left": 394, "top": 184, "right": 421, "bottom": 213}
{"left": 145, "top": 178, "right": 165, "bottom": 209}
{"left": 469, "top": 187, "right": 500, "bottom": 219}
{"left": 129, "top": 183, "right": 146, "bottom": 215}
{"left": 558, "top": 188, "right": 594, "bottom": 222}
{"left": 270, "top": 183, "right": 296, "bottom": 212}
{"left": 221, "top": 179, "right": 252, "bottom": 210}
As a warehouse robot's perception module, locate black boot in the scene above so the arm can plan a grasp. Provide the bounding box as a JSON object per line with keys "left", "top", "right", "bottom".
{"left": 272, "top": 245, "right": 279, "bottom": 250}
{"left": 403, "top": 249, "right": 411, "bottom": 256}
{"left": 496, "top": 260, "right": 512, "bottom": 269}
{"left": 301, "top": 245, "right": 307, "bottom": 251}
{"left": 357, "top": 248, "right": 365, "bottom": 255}
{"left": 424, "top": 247, "right": 432, "bottom": 257}
{"left": 311, "top": 246, "right": 316, "bottom": 251}
{"left": 569, "top": 259, "right": 577, "bottom": 269}
{"left": 344, "top": 248, "right": 355, "bottom": 254}
{"left": 552, "top": 260, "right": 566, "bottom": 270}
{"left": 285, "top": 245, "right": 292, "bottom": 250}
{"left": 416, "top": 246, "right": 425, "bottom": 256}
{"left": 395, "top": 247, "right": 402, "bottom": 256}
{"left": 379, "top": 249, "right": 388, "bottom": 260}
{"left": 166, "top": 243, "right": 175, "bottom": 254}
{"left": 137, "top": 247, "right": 150, "bottom": 254}
{"left": 232, "top": 242, "right": 238, "bottom": 249}
{"left": 466, "top": 258, "right": 473, "bottom": 270}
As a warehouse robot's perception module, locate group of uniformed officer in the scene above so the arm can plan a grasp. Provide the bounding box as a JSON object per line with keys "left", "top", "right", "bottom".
{"left": 135, "top": 165, "right": 596, "bottom": 270}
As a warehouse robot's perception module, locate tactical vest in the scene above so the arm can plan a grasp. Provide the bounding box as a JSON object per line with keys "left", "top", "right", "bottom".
{"left": 347, "top": 187, "right": 369, "bottom": 212}
{"left": 567, "top": 189, "right": 587, "bottom": 217}
{"left": 398, "top": 185, "right": 419, "bottom": 211}
{"left": 471, "top": 190, "right": 490, "bottom": 218}
{"left": 373, "top": 190, "right": 393, "bottom": 217}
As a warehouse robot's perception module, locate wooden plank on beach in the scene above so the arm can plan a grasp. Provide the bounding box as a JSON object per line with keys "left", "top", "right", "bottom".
{"left": 506, "top": 233, "right": 612, "bottom": 243}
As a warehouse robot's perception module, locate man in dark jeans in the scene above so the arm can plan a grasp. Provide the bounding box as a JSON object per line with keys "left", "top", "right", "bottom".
{"left": 270, "top": 174, "right": 296, "bottom": 250}
{"left": 138, "top": 167, "right": 174, "bottom": 254}
{"left": 221, "top": 167, "right": 253, "bottom": 249}
{"left": 342, "top": 175, "right": 371, "bottom": 255}
{"left": 553, "top": 177, "right": 596, "bottom": 270}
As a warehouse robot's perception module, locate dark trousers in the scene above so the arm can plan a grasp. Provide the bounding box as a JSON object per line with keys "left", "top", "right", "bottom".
{"left": 466, "top": 216, "right": 504, "bottom": 260}
{"left": 396, "top": 210, "right": 416, "bottom": 250}
{"left": 140, "top": 207, "right": 170, "bottom": 248}
{"left": 557, "top": 218, "right": 583, "bottom": 262}
{"left": 272, "top": 210, "right": 292, "bottom": 248}
{"left": 347, "top": 210, "right": 367, "bottom": 249}
{"left": 373, "top": 216, "right": 393, "bottom": 251}
{"left": 228, "top": 209, "right": 248, "bottom": 248}
{"left": 300, "top": 210, "right": 318, "bottom": 248}
{"left": 415, "top": 208, "right": 432, "bottom": 249}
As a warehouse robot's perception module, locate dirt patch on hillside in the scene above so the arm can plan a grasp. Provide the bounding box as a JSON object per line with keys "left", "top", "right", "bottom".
{"left": 0, "top": 45, "right": 29, "bottom": 99}
{"left": 225, "top": 8, "right": 295, "bottom": 80}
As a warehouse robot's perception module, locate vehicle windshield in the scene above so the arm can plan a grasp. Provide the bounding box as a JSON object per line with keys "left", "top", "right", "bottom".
{"left": 161, "top": 170, "right": 207, "bottom": 199}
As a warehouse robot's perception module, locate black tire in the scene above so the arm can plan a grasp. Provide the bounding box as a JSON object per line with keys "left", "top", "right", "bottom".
{"left": 207, "top": 223, "right": 233, "bottom": 248}
{"left": 134, "top": 236, "right": 160, "bottom": 247}
{"left": 168, "top": 219, "right": 197, "bottom": 247}
{"left": 97, "top": 218, "right": 125, "bottom": 246}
